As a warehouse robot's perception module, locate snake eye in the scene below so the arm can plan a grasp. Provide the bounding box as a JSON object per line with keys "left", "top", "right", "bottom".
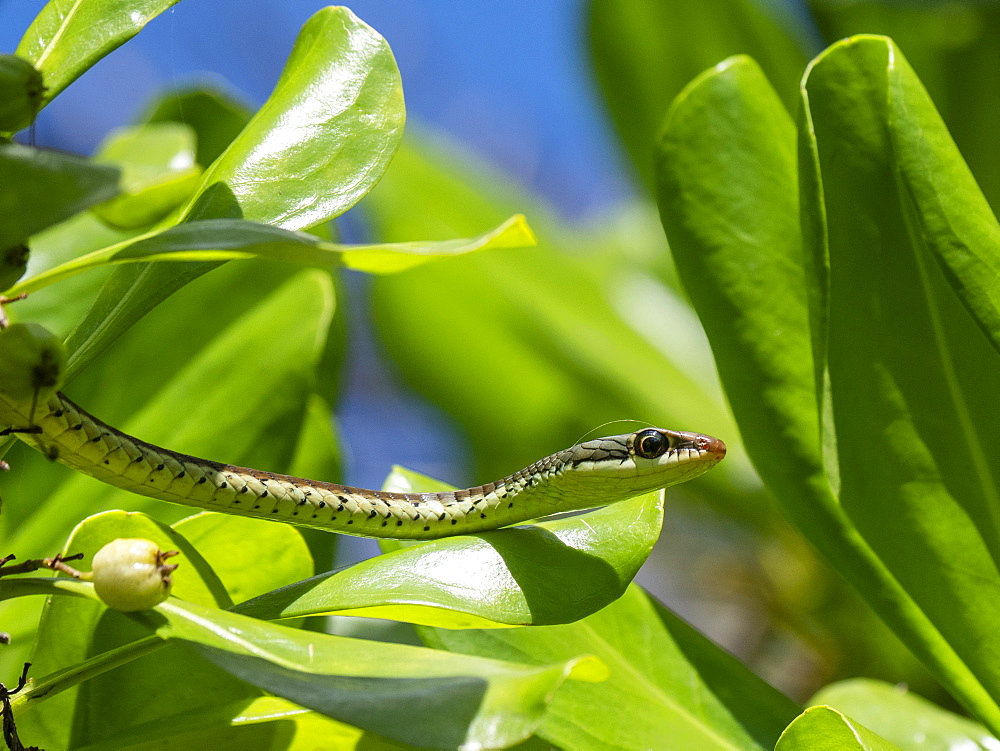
{"left": 634, "top": 429, "right": 671, "bottom": 459}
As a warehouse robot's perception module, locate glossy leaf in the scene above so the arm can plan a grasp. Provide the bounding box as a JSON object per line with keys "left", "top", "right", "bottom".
{"left": 173, "top": 513, "right": 314, "bottom": 605}
{"left": 588, "top": 0, "right": 809, "bottom": 187}
{"left": 3, "top": 270, "right": 335, "bottom": 560}
{"left": 803, "top": 36, "right": 1000, "bottom": 729}
{"left": 422, "top": 584, "right": 798, "bottom": 750}
{"left": 16, "top": 0, "right": 181, "bottom": 104}
{"left": 656, "top": 47, "right": 1000, "bottom": 733}
{"left": 775, "top": 706, "right": 900, "bottom": 751}
{"left": 0, "top": 143, "right": 119, "bottom": 252}
{"left": 0, "top": 268, "right": 334, "bottom": 683}
{"left": 124, "top": 597, "right": 603, "bottom": 750}
{"left": 811, "top": 679, "right": 999, "bottom": 750}
{"left": 91, "top": 123, "right": 203, "bottom": 229}
{"left": 8, "top": 214, "right": 534, "bottom": 295}
{"left": 235, "top": 465, "right": 665, "bottom": 628}
{"left": 68, "top": 5, "right": 404, "bottom": 378}
{"left": 18, "top": 510, "right": 254, "bottom": 750}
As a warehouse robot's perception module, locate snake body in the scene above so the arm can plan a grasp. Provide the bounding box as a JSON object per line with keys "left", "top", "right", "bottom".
{"left": 0, "top": 389, "right": 726, "bottom": 540}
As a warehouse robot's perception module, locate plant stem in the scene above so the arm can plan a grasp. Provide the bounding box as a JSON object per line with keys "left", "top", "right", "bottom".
{"left": 9, "top": 636, "right": 165, "bottom": 718}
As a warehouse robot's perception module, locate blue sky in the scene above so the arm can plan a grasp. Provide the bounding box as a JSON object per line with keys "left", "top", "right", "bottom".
{"left": 0, "top": 1, "right": 636, "bottom": 218}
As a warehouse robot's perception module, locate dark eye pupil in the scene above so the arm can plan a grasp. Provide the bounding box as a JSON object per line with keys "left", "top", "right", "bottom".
{"left": 635, "top": 430, "right": 668, "bottom": 459}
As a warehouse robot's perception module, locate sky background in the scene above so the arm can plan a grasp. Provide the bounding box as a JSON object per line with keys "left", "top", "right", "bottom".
{"left": 0, "top": 1, "right": 640, "bottom": 218}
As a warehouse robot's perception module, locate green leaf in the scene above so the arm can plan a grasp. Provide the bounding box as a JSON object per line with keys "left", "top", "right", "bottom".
{"left": 127, "top": 597, "right": 602, "bottom": 750}
{"left": 588, "top": 0, "right": 809, "bottom": 187}
{"left": 3, "top": 269, "right": 335, "bottom": 560}
{"left": 234, "top": 465, "right": 664, "bottom": 628}
{"left": 422, "top": 584, "right": 798, "bottom": 750}
{"left": 72, "top": 696, "right": 379, "bottom": 751}
{"left": 141, "top": 84, "right": 253, "bottom": 168}
{"left": 366, "top": 140, "right": 759, "bottom": 521}
{"left": 18, "top": 510, "right": 253, "bottom": 750}
{"left": 174, "top": 6, "right": 404, "bottom": 229}
{"left": 877, "top": 34, "right": 1000, "bottom": 359}
{"left": 8, "top": 214, "right": 534, "bottom": 295}
{"left": 775, "top": 706, "right": 900, "bottom": 750}
{"left": 803, "top": 36, "right": 1000, "bottom": 729}
{"left": 91, "top": 123, "right": 203, "bottom": 229}
{"left": 809, "top": 3, "right": 1000, "bottom": 212}
{"left": 811, "top": 679, "right": 999, "bottom": 750}
{"left": 655, "top": 48, "right": 1000, "bottom": 733}
{"left": 0, "top": 143, "right": 119, "bottom": 251}
{"left": 16, "top": 0, "right": 181, "bottom": 104}
{"left": 66, "top": 6, "right": 405, "bottom": 369}
{"left": 173, "top": 513, "right": 314, "bottom": 605}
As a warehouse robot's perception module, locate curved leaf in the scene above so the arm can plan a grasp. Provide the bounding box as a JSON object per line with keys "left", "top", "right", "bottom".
{"left": 72, "top": 696, "right": 379, "bottom": 750}
{"left": 18, "top": 510, "right": 252, "bottom": 750}
{"left": 811, "top": 679, "right": 999, "bottom": 750}
{"left": 803, "top": 36, "right": 1000, "bottom": 729}
{"left": 775, "top": 706, "right": 899, "bottom": 751}
{"left": 15, "top": 0, "right": 181, "bottom": 104}
{"left": 0, "top": 143, "right": 119, "bottom": 252}
{"left": 655, "top": 48, "right": 1000, "bottom": 732}
{"left": 127, "top": 597, "right": 603, "bottom": 750}
{"left": 8, "top": 214, "right": 534, "bottom": 294}
{"left": 235, "top": 465, "right": 664, "bottom": 628}
{"left": 589, "top": 0, "right": 809, "bottom": 188}
{"left": 66, "top": 5, "right": 404, "bottom": 378}
{"left": 422, "top": 584, "right": 798, "bottom": 750}
{"left": 91, "top": 123, "right": 203, "bottom": 229}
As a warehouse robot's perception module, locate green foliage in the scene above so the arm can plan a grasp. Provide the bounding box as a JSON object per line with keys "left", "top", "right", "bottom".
{"left": 3, "top": 0, "right": 1000, "bottom": 748}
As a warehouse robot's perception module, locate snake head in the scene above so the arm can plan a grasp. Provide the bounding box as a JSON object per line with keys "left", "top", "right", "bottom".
{"left": 554, "top": 428, "right": 726, "bottom": 508}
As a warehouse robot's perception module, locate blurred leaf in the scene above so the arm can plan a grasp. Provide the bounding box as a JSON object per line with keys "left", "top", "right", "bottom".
{"left": 775, "top": 706, "right": 899, "bottom": 750}
{"left": 91, "top": 123, "right": 203, "bottom": 229}
{"left": 125, "top": 596, "right": 603, "bottom": 750}
{"left": 812, "top": 679, "right": 999, "bottom": 750}
{"left": 16, "top": 0, "right": 181, "bottom": 104}
{"left": 19, "top": 510, "right": 254, "bottom": 750}
{"left": 422, "top": 584, "right": 798, "bottom": 750}
{"left": 0, "top": 54, "right": 43, "bottom": 133}
{"left": 235, "top": 465, "right": 665, "bottom": 628}
{"left": 0, "top": 143, "right": 119, "bottom": 252}
{"left": 141, "top": 84, "right": 253, "bottom": 168}
{"left": 67, "top": 5, "right": 405, "bottom": 379}
{"left": 588, "top": 0, "right": 809, "bottom": 187}
{"left": 9, "top": 214, "right": 534, "bottom": 294}
{"left": 367, "top": 139, "right": 759, "bottom": 519}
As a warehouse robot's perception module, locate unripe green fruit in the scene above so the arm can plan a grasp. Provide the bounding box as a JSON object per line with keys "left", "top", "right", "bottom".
{"left": 0, "top": 55, "right": 44, "bottom": 133}
{"left": 91, "top": 538, "right": 179, "bottom": 612}
{"left": 0, "top": 322, "right": 66, "bottom": 403}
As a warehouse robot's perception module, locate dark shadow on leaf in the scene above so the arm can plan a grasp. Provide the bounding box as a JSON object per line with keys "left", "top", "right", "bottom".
{"left": 471, "top": 525, "right": 626, "bottom": 625}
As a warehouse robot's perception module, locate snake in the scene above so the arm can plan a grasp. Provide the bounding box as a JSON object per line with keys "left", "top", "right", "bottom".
{"left": 0, "top": 388, "right": 726, "bottom": 540}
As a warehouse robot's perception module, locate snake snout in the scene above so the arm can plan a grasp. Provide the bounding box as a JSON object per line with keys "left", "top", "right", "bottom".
{"left": 696, "top": 434, "right": 727, "bottom": 460}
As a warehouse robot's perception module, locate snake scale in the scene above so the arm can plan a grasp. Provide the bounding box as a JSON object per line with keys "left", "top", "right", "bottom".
{"left": 0, "top": 386, "right": 726, "bottom": 540}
